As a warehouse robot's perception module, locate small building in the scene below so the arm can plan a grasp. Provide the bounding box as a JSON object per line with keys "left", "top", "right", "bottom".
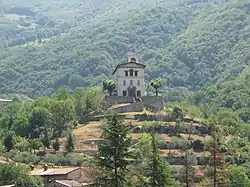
{"left": 54, "top": 180, "right": 82, "bottom": 187}
{"left": 55, "top": 180, "right": 94, "bottom": 187}
{"left": 112, "top": 53, "right": 146, "bottom": 97}
{"left": 31, "top": 166, "right": 92, "bottom": 187}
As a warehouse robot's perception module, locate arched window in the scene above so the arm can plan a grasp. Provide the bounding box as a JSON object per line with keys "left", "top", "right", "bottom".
{"left": 131, "top": 58, "right": 136, "bottom": 63}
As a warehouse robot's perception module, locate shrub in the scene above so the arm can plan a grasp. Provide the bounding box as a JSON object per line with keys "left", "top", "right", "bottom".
{"left": 65, "top": 153, "right": 85, "bottom": 166}
{"left": 43, "top": 154, "right": 59, "bottom": 164}
{"left": 7, "top": 151, "right": 40, "bottom": 164}
{"left": 192, "top": 139, "right": 204, "bottom": 151}
{"left": 15, "top": 152, "right": 40, "bottom": 164}
{"left": 170, "top": 106, "right": 184, "bottom": 121}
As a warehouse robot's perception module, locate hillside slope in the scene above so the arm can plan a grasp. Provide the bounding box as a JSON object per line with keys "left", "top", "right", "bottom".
{"left": 0, "top": 0, "right": 249, "bottom": 97}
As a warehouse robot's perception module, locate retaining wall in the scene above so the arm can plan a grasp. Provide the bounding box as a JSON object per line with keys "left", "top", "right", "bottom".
{"left": 105, "top": 96, "right": 164, "bottom": 111}
{"left": 104, "top": 96, "right": 134, "bottom": 107}
{"left": 113, "top": 102, "right": 143, "bottom": 113}
{"left": 142, "top": 96, "right": 164, "bottom": 111}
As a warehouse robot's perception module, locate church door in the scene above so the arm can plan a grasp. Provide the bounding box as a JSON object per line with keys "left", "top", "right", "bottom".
{"left": 127, "top": 86, "right": 136, "bottom": 98}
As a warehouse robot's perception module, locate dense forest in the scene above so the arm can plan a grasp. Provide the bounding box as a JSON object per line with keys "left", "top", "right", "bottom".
{"left": 0, "top": 0, "right": 250, "bottom": 185}
{"left": 0, "top": 0, "right": 249, "bottom": 97}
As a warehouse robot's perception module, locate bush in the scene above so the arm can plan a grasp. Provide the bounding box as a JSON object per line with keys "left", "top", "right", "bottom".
{"left": 42, "top": 153, "right": 85, "bottom": 166}
{"left": 192, "top": 139, "right": 204, "bottom": 151}
{"left": 12, "top": 151, "right": 40, "bottom": 164}
{"left": 65, "top": 153, "right": 85, "bottom": 166}
{"left": 43, "top": 154, "right": 60, "bottom": 164}
{"left": 4, "top": 151, "right": 40, "bottom": 164}
{"left": 170, "top": 106, "right": 184, "bottom": 121}
{"left": 0, "top": 163, "right": 44, "bottom": 187}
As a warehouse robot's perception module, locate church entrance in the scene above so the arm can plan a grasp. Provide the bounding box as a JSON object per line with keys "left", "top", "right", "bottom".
{"left": 127, "top": 86, "right": 136, "bottom": 98}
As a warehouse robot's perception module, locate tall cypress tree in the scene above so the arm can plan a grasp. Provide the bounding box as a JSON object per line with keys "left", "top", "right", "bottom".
{"left": 96, "top": 112, "right": 133, "bottom": 187}
{"left": 66, "top": 132, "right": 75, "bottom": 153}
{"left": 148, "top": 132, "right": 177, "bottom": 187}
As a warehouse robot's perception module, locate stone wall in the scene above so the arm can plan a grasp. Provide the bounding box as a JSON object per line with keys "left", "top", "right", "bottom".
{"left": 105, "top": 95, "right": 164, "bottom": 112}
{"left": 165, "top": 156, "right": 209, "bottom": 165}
{"left": 112, "top": 102, "right": 143, "bottom": 113}
{"left": 142, "top": 96, "right": 164, "bottom": 111}
{"left": 104, "top": 96, "right": 134, "bottom": 108}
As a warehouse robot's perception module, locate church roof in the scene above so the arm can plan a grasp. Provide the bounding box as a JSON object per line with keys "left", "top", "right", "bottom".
{"left": 112, "top": 61, "right": 146, "bottom": 75}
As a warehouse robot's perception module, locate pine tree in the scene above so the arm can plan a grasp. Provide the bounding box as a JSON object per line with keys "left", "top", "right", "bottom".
{"left": 132, "top": 131, "right": 179, "bottom": 187}
{"left": 183, "top": 149, "right": 197, "bottom": 187}
{"left": 66, "top": 133, "right": 75, "bottom": 153}
{"left": 53, "top": 138, "right": 60, "bottom": 153}
{"left": 4, "top": 134, "right": 14, "bottom": 152}
{"left": 42, "top": 126, "right": 50, "bottom": 149}
{"left": 148, "top": 132, "right": 177, "bottom": 187}
{"left": 96, "top": 112, "right": 133, "bottom": 187}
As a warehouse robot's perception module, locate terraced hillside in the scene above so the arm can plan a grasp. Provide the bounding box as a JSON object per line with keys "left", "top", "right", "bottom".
{"left": 60, "top": 112, "right": 214, "bottom": 182}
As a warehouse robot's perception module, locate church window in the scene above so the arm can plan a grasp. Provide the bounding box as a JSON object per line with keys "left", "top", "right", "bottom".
{"left": 123, "top": 80, "right": 126, "bottom": 85}
{"left": 137, "top": 90, "right": 141, "bottom": 97}
{"left": 123, "top": 90, "right": 127, "bottom": 96}
{"left": 135, "top": 71, "right": 138, "bottom": 76}
{"left": 129, "top": 69, "right": 134, "bottom": 76}
{"left": 125, "top": 71, "right": 128, "bottom": 76}
{"left": 137, "top": 80, "right": 140, "bottom": 86}
{"left": 130, "top": 80, "right": 133, "bottom": 85}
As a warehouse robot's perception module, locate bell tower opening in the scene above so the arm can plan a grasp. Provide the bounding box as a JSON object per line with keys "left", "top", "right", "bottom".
{"left": 127, "top": 53, "right": 140, "bottom": 63}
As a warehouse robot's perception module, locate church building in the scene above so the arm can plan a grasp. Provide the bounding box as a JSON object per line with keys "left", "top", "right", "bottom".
{"left": 112, "top": 53, "right": 146, "bottom": 97}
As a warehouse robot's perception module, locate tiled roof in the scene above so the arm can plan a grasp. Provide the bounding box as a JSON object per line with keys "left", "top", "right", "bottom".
{"left": 31, "top": 167, "right": 79, "bottom": 176}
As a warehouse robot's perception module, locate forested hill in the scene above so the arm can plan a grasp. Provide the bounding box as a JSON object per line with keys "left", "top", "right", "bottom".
{"left": 0, "top": 0, "right": 249, "bottom": 97}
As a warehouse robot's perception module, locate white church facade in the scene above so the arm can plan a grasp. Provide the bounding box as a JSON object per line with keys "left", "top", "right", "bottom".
{"left": 112, "top": 53, "right": 146, "bottom": 97}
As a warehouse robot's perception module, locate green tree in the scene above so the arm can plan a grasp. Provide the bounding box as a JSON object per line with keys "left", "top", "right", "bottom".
{"left": 53, "top": 137, "right": 60, "bottom": 153}
{"left": 41, "top": 126, "right": 51, "bottom": 149}
{"left": 13, "top": 136, "right": 30, "bottom": 152}
{"left": 183, "top": 149, "right": 197, "bottom": 187}
{"left": 65, "top": 132, "right": 75, "bottom": 153}
{"left": 51, "top": 99, "right": 77, "bottom": 137}
{"left": 103, "top": 79, "right": 116, "bottom": 96}
{"left": 96, "top": 112, "right": 133, "bottom": 187}
{"left": 0, "top": 163, "right": 43, "bottom": 187}
{"left": 3, "top": 132, "right": 14, "bottom": 152}
{"left": 29, "top": 139, "right": 44, "bottom": 154}
{"left": 29, "top": 107, "right": 52, "bottom": 139}
{"left": 134, "top": 133, "right": 179, "bottom": 187}
{"left": 148, "top": 132, "right": 177, "bottom": 187}
{"left": 171, "top": 106, "right": 184, "bottom": 121}
{"left": 150, "top": 79, "right": 163, "bottom": 96}
{"left": 226, "top": 165, "right": 250, "bottom": 187}
{"left": 54, "top": 87, "right": 71, "bottom": 100}
{"left": 74, "top": 87, "right": 103, "bottom": 122}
